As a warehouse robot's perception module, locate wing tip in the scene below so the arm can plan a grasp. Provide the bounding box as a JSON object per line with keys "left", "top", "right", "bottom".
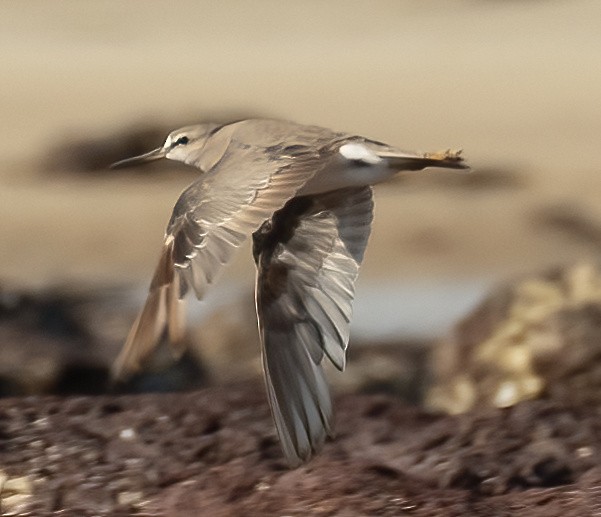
{"left": 110, "top": 352, "right": 140, "bottom": 382}
{"left": 112, "top": 240, "right": 191, "bottom": 382}
{"left": 279, "top": 427, "right": 330, "bottom": 468}
{"left": 261, "top": 350, "right": 333, "bottom": 468}
{"left": 111, "top": 313, "right": 147, "bottom": 381}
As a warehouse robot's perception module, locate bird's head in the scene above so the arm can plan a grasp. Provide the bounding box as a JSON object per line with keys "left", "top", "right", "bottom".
{"left": 110, "top": 124, "right": 217, "bottom": 169}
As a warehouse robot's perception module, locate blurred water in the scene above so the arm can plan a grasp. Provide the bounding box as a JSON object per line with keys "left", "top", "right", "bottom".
{"left": 182, "top": 277, "right": 491, "bottom": 343}
{"left": 351, "top": 278, "right": 490, "bottom": 341}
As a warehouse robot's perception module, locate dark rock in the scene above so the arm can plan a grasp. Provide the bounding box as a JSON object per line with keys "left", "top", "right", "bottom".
{"left": 43, "top": 114, "right": 258, "bottom": 174}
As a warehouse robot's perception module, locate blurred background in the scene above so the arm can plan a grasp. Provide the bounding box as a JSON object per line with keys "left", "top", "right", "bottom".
{"left": 2, "top": 0, "right": 601, "bottom": 401}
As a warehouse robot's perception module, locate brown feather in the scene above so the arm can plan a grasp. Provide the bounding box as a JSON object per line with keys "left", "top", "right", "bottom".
{"left": 112, "top": 239, "right": 184, "bottom": 379}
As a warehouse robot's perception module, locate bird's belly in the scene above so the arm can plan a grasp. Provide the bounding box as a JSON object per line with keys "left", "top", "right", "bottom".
{"left": 298, "top": 160, "right": 393, "bottom": 195}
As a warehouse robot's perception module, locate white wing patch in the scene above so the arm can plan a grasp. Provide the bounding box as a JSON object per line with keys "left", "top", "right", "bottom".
{"left": 339, "top": 143, "right": 382, "bottom": 165}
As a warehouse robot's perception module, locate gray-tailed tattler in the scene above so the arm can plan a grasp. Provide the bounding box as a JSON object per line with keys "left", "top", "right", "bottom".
{"left": 110, "top": 118, "right": 467, "bottom": 467}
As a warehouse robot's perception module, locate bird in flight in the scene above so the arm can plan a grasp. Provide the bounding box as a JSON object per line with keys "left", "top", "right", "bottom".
{"left": 111, "top": 118, "right": 467, "bottom": 467}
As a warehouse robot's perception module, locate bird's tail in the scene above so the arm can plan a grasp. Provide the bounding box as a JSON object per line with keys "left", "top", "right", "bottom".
{"left": 378, "top": 148, "right": 469, "bottom": 171}
{"left": 112, "top": 238, "right": 187, "bottom": 380}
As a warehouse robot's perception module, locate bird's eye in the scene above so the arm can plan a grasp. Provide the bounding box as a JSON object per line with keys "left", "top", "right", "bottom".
{"left": 174, "top": 136, "right": 189, "bottom": 146}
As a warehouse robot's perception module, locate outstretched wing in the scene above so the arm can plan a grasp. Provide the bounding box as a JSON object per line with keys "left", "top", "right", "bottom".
{"left": 254, "top": 186, "right": 374, "bottom": 466}
{"left": 113, "top": 122, "right": 338, "bottom": 379}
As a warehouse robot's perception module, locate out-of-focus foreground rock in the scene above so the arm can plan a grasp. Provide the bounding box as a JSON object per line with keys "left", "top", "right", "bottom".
{"left": 0, "top": 283, "right": 427, "bottom": 400}
{"left": 428, "top": 262, "right": 601, "bottom": 414}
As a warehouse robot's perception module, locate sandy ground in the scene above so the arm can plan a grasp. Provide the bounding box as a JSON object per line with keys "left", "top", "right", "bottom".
{"left": 1, "top": 1, "right": 601, "bottom": 326}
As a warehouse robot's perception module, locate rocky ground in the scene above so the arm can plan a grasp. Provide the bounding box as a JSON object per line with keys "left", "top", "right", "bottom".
{"left": 3, "top": 262, "right": 601, "bottom": 516}
{"left": 2, "top": 383, "right": 601, "bottom": 516}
